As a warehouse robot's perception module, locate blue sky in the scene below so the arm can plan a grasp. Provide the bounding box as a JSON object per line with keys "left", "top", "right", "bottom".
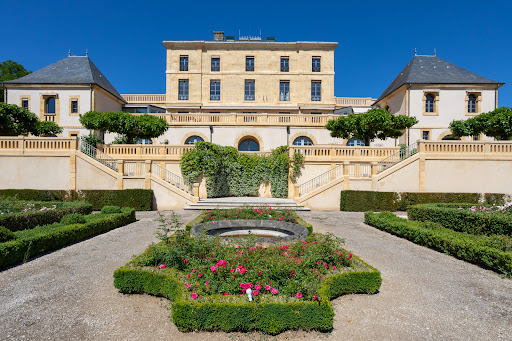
{"left": 2, "top": 0, "right": 511, "bottom": 106}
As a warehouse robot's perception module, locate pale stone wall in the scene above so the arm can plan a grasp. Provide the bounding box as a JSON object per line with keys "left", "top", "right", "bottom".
{"left": 0, "top": 156, "right": 70, "bottom": 190}
{"left": 94, "top": 88, "right": 123, "bottom": 113}
{"left": 75, "top": 155, "right": 118, "bottom": 190}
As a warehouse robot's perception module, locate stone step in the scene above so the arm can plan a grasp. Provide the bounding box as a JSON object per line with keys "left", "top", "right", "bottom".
{"left": 183, "top": 197, "right": 310, "bottom": 211}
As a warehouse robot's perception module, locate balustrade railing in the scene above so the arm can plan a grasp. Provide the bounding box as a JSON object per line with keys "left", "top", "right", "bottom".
{"left": 122, "top": 94, "right": 166, "bottom": 103}
{"left": 291, "top": 145, "right": 399, "bottom": 159}
{"left": 346, "top": 163, "right": 372, "bottom": 178}
{"left": 79, "top": 140, "right": 118, "bottom": 171}
{"left": 151, "top": 163, "right": 193, "bottom": 194}
{"left": 299, "top": 165, "right": 343, "bottom": 197}
{"left": 335, "top": 97, "right": 376, "bottom": 106}
{"left": 123, "top": 162, "right": 146, "bottom": 176}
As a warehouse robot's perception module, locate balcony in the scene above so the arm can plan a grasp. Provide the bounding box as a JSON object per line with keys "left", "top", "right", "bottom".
{"left": 122, "top": 94, "right": 166, "bottom": 104}
{"left": 335, "top": 97, "right": 376, "bottom": 107}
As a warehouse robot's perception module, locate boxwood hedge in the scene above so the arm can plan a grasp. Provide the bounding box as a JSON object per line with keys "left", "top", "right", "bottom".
{"left": 0, "top": 208, "right": 136, "bottom": 269}
{"left": 364, "top": 211, "right": 512, "bottom": 276}
{"left": 407, "top": 203, "right": 512, "bottom": 237}
{"left": 114, "top": 255, "right": 381, "bottom": 335}
{"left": 340, "top": 190, "right": 506, "bottom": 212}
{"left": 0, "top": 189, "right": 153, "bottom": 211}
{"left": 0, "top": 201, "right": 92, "bottom": 232}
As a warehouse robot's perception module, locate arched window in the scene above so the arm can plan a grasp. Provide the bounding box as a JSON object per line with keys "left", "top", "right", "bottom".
{"left": 185, "top": 136, "right": 204, "bottom": 144}
{"left": 292, "top": 136, "right": 313, "bottom": 146}
{"left": 238, "top": 137, "right": 259, "bottom": 151}
{"left": 45, "top": 97, "right": 56, "bottom": 114}
{"left": 468, "top": 94, "right": 477, "bottom": 113}
{"left": 347, "top": 138, "right": 365, "bottom": 146}
{"left": 425, "top": 93, "right": 435, "bottom": 113}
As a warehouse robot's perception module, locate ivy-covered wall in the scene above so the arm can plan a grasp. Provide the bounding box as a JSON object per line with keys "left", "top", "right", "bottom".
{"left": 180, "top": 143, "right": 303, "bottom": 198}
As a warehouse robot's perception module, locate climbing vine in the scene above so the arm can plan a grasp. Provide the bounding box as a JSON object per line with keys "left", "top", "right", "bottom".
{"left": 180, "top": 143, "right": 304, "bottom": 198}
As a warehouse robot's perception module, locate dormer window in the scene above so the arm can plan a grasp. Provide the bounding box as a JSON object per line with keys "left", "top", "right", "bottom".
{"left": 425, "top": 93, "right": 435, "bottom": 113}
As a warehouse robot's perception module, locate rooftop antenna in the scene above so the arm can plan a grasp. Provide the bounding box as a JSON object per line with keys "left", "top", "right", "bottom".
{"left": 86, "top": 49, "right": 89, "bottom": 57}
{"left": 68, "top": 49, "right": 71, "bottom": 57}
{"left": 434, "top": 48, "right": 436, "bottom": 56}
{"left": 414, "top": 48, "right": 417, "bottom": 56}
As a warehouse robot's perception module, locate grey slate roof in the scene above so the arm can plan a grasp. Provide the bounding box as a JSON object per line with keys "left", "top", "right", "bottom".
{"left": 5, "top": 56, "right": 125, "bottom": 102}
{"left": 374, "top": 55, "right": 503, "bottom": 105}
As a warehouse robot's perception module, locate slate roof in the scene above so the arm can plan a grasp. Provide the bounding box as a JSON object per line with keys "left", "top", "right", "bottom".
{"left": 374, "top": 55, "right": 503, "bottom": 105}
{"left": 5, "top": 56, "right": 125, "bottom": 102}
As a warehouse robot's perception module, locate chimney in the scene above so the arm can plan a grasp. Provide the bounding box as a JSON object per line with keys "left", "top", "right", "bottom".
{"left": 213, "top": 31, "right": 225, "bottom": 41}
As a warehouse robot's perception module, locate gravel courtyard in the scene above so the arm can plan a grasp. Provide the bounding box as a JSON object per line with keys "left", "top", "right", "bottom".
{"left": 1, "top": 210, "right": 511, "bottom": 341}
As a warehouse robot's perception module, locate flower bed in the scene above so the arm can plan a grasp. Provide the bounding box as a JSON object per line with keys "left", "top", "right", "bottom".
{"left": 114, "top": 212, "right": 381, "bottom": 334}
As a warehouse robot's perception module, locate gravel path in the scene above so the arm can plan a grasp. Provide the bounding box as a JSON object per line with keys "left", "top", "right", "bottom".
{"left": 1, "top": 211, "right": 511, "bottom": 341}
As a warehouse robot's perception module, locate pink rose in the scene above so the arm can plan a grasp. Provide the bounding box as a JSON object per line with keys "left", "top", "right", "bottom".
{"left": 279, "top": 216, "right": 284, "bottom": 221}
{"left": 186, "top": 283, "right": 190, "bottom": 289}
{"left": 192, "top": 293, "right": 197, "bottom": 299}
{"left": 271, "top": 288, "right": 278, "bottom": 294}
{"left": 255, "top": 285, "right": 261, "bottom": 291}
{"left": 296, "top": 292, "right": 303, "bottom": 298}
{"left": 157, "top": 264, "right": 166, "bottom": 269}
{"left": 210, "top": 266, "right": 217, "bottom": 273}
{"left": 253, "top": 290, "right": 259, "bottom": 295}
{"left": 183, "top": 258, "right": 188, "bottom": 263}
{"left": 205, "top": 281, "right": 209, "bottom": 286}
{"left": 198, "top": 273, "right": 203, "bottom": 277}
{"left": 265, "top": 285, "right": 271, "bottom": 291}
{"left": 224, "top": 292, "right": 228, "bottom": 295}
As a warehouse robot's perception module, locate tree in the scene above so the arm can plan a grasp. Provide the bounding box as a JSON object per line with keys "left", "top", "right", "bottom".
{"left": 450, "top": 107, "right": 512, "bottom": 140}
{"left": 80, "top": 111, "right": 168, "bottom": 144}
{"left": 36, "top": 121, "right": 63, "bottom": 137}
{"left": 325, "top": 107, "right": 418, "bottom": 146}
{"left": 0, "top": 103, "right": 39, "bottom": 135}
{"left": 0, "top": 60, "right": 31, "bottom": 102}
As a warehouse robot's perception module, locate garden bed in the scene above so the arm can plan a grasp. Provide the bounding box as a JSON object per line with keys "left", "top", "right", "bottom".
{"left": 114, "top": 209, "right": 381, "bottom": 334}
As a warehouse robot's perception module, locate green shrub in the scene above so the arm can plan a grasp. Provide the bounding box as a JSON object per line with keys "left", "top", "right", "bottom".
{"left": 407, "top": 204, "right": 512, "bottom": 237}
{"left": 0, "top": 189, "right": 153, "bottom": 211}
{"left": 0, "top": 201, "right": 92, "bottom": 232}
{"left": 0, "top": 226, "right": 15, "bottom": 243}
{"left": 340, "top": 190, "right": 505, "bottom": 212}
{"left": 364, "top": 211, "right": 512, "bottom": 276}
{"left": 0, "top": 208, "right": 136, "bottom": 269}
{"left": 101, "top": 206, "right": 122, "bottom": 214}
{"left": 61, "top": 213, "right": 86, "bottom": 225}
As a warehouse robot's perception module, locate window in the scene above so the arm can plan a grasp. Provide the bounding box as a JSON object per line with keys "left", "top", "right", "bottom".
{"left": 246, "top": 57, "right": 254, "bottom": 71}
{"left": 280, "top": 57, "right": 289, "bottom": 72}
{"left": 245, "top": 80, "right": 255, "bottom": 101}
{"left": 71, "top": 99, "right": 78, "bottom": 114}
{"left": 293, "top": 136, "right": 314, "bottom": 146}
{"left": 211, "top": 57, "right": 220, "bottom": 72}
{"left": 45, "top": 97, "right": 56, "bottom": 114}
{"left": 473, "top": 135, "right": 480, "bottom": 141}
{"left": 425, "top": 93, "right": 435, "bottom": 113}
{"left": 180, "top": 56, "right": 188, "bottom": 71}
{"left": 185, "top": 136, "right": 204, "bottom": 144}
{"left": 311, "top": 81, "right": 321, "bottom": 101}
{"left": 422, "top": 131, "right": 430, "bottom": 140}
{"left": 210, "top": 80, "right": 220, "bottom": 101}
{"left": 312, "top": 57, "right": 321, "bottom": 72}
{"left": 468, "top": 94, "right": 477, "bottom": 113}
{"left": 280, "top": 81, "right": 290, "bottom": 101}
{"left": 238, "top": 137, "right": 259, "bottom": 151}
{"left": 347, "top": 138, "right": 365, "bottom": 146}
{"left": 21, "top": 99, "right": 29, "bottom": 110}
{"left": 136, "top": 138, "right": 153, "bottom": 145}
{"left": 178, "top": 80, "right": 189, "bottom": 100}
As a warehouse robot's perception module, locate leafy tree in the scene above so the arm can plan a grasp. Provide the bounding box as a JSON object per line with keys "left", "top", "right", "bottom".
{"left": 325, "top": 108, "right": 418, "bottom": 146}
{"left": 80, "top": 111, "right": 168, "bottom": 144}
{"left": 0, "top": 60, "right": 31, "bottom": 102}
{"left": 36, "top": 121, "right": 63, "bottom": 137}
{"left": 0, "top": 103, "right": 39, "bottom": 135}
{"left": 450, "top": 107, "right": 512, "bottom": 140}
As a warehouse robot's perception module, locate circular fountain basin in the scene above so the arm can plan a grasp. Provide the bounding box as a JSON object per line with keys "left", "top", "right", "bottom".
{"left": 190, "top": 219, "right": 309, "bottom": 243}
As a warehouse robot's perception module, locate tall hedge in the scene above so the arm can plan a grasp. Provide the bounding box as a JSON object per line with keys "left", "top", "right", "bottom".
{"left": 340, "top": 190, "right": 506, "bottom": 212}
{"left": 0, "top": 189, "right": 153, "bottom": 211}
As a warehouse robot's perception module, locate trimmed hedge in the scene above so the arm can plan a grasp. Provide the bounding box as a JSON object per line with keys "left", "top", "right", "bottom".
{"left": 0, "top": 201, "right": 92, "bottom": 232}
{"left": 340, "top": 190, "right": 506, "bottom": 212}
{"left": 0, "top": 189, "right": 153, "bottom": 211}
{"left": 114, "top": 255, "right": 380, "bottom": 335}
{"left": 0, "top": 208, "right": 136, "bottom": 269}
{"left": 364, "top": 211, "right": 512, "bottom": 276}
{"left": 408, "top": 203, "right": 512, "bottom": 237}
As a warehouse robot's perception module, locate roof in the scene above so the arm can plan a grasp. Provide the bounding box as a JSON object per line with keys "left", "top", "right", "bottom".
{"left": 4, "top": 56, "right": 125, "bottom": 102}
{"left": 374, "top": 55, "right": 503, "bottom": 105}
{"left": 163, "top": 40, "right": 338, "bottom": 49}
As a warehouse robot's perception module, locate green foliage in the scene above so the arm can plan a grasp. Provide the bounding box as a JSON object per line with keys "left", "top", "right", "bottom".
{"left": 81, "top": 134, "right": 104, "bottom": 147}
{"left": 155, "top": 212, "right": 183, "bottom": 243}
{"left": 450, "top": 107, "right": 512, "bottom": 140}
{"left": 0, "top": 226, "right": 15, "bottom": 242}
{"left": 407, "top": 203, "right": 512, "bottom": 237}
{"left": 364, "top": 211, "right": 512, "bottom": 276}
{"left": 0, "top": 189, "right": 154, "bottom": 211}
{"left": 339, "top": 190, "right": 500, "bottom": 211}
{"left": 180, "top": 142, "right": 304, "bottom": 198}
{"left": 60, "top": 213, "right": 86, "bottom": 225}
{"left": 112, "top": 134, "right": 128, "bottom": 144}
{"left": 0, "top": 103, "right": 39, "bottom": 136}
{"left": 35, "top": 120, "right": 63, "bottom": 137}
{"left": 0, "top": 60, "right": 31, "bottom": 102}
{"left": 80, "top": 111, "right": 168, "bottom": 143}
{"left": 100, "top": 206, "right": 122, "bottom": 214}
{"left": 0, "top": 201, "right": 92, "bottom": 232}
{"left": 0, "top": 208, "right": 136, "bottom": 269}
{"left": 325, "top": 108, "right": 418, "bottom": 146}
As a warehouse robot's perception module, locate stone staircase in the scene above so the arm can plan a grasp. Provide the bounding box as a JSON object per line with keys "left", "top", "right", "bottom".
{"left": 184, "top": 197, "right": 310, "bottom": 211}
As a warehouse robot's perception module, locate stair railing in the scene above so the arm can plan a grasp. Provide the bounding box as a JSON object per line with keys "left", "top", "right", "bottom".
{"left": 151, "top": 163, "right": 193, "bottom": 194}
{"left": 376, "top": 142, "right": 418, "bottom": 174}
{"left": 79, "top": 140, "right": 118, "bottom": 172}
{"left": 299, "top": 164, "right": 343, "bottom": 197}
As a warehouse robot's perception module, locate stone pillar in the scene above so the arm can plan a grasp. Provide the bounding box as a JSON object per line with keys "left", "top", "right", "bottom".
{"left": 193, "top": 183, "right": 200, "bottom": 198}
{"left": 294, "top": 184, "right": 300, "bottom": 198}
{"left": 343, "top": 160, "right": 350, "bottom": 190}
{"left": 371, "top": 161, "right": 378, "bottom": 191}
{"left": 117, "top": 160, "right": 124, "bottom": 190}
{"left": 199, "top": 176, "right": 207, "bottom": 199}
{"left": 145, "top": 160, "right": 152, "bottom": 189}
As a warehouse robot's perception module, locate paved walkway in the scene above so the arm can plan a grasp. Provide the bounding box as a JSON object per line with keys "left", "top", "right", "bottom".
{"left": 0, "top": 211, "right": 511, "bottom": 340}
